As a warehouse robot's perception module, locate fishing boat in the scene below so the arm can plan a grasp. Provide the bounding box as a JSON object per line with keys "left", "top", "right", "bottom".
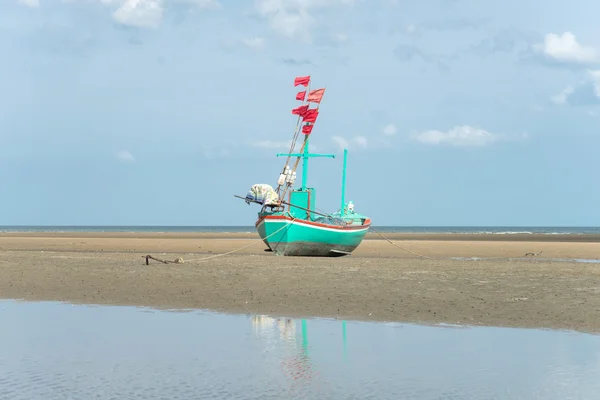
{"left": 235, "top": 75, "right": 371, "bottom": 256}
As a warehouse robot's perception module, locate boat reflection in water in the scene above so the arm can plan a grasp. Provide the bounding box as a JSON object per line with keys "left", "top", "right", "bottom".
{"left": 251, "top": 316, "right": 348, "bottom": 384}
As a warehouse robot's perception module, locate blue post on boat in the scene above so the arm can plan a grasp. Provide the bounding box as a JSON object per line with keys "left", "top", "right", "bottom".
{"left": 277, "top": 136, "right": 336, "bottom": 191}
{"left": 276, "top": 136, "right": 335, "bottom": 220}
{"left": 340, "top": 148, "right": 348, "bottom": 216}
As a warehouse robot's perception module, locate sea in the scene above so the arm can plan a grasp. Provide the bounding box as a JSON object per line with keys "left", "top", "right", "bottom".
{"left": 1, "top": 225, "right": 599, "bottom": 235}
{"left": 1, "top": 300, "right": 599, "bottom": 399}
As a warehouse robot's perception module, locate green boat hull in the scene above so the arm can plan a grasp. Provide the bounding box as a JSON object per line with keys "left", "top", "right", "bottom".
{"left": 255, "top": 214, "right": 371, "bottom": 257}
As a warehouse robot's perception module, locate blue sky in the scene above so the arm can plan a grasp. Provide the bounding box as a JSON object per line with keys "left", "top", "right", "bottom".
{"left": 1, "top": 0, "right": 599, "bottom": 226}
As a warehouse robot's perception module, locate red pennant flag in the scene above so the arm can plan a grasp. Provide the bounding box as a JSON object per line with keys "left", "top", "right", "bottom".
{"left": 296, "top": 90, "right": 306, "bottom": 101}
{"left": 294, "top": 76, "right": 310, "bottom": 87}
{"left": 307, "top": 88, "right": 325, "bottom": 103}
{"left": 292, "top": 105, "right": 309, "bottom": 116}
{"left": 302, "top": 108, "right": 318, "bottom": 123}
{"left": 302, "top": 124, "right": 314, "bottom": 135}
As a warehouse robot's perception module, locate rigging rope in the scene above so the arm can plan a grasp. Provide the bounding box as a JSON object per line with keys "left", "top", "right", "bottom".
{"left": 369, "top": 226, "right": 432, "bottom": 259}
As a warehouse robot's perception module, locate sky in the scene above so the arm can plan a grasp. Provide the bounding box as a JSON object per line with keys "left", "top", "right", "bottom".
{"left": 1, "top": 0, "right": 599, "bottom": 226}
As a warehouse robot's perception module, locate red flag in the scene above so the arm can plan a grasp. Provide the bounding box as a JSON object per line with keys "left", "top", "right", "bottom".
{"left": 292, "top": 105, "right": 309, "bottom": 116}
{"left": 302, "top": 108, "right": 318, "bottom": 123}
{"left": 296, "top": 90, "right": 306, "bottom": 101}
{"left": 294, "top": 76, "right": 310, "bottom": 87}
{"left": 307, "top": 88, "right": 325, "bottom": 103}
{"left": 302, "top": 124, "right": 314, "bottom": 135}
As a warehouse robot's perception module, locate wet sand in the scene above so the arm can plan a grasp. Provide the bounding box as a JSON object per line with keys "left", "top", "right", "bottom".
{"left": 1, "top": 232, "right": 599, "bottom": 333}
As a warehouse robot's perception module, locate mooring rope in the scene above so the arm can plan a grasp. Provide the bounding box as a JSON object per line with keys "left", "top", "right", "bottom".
{"left": 146, "top": 215, "right": 297, "bottom": 264}
{"left": 369, "top": 226, "right": 432, "bottom": 259}
{"left": 369, "top": 227, "right": 551, "bottom": 259}
{"left": 142, "top": 214, "right": 547, "bottom": 263}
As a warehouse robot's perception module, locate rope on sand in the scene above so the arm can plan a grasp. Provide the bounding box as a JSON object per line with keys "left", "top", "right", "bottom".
{"left": 369, "top": 227, "right": 432, "bottom": 259}
{"left": 143, "top": 216, "right": 296, "bottom": 265}
{"left": 141, "top": 219, "right": 544, "bottom": 263}
{"left": 371, "top": 228, "right": 548, "bottom": 259}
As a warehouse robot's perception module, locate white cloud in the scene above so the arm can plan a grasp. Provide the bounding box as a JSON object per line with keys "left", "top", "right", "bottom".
{"left": 537, "top": 32, "right": 599, "bottom": 64}
{"left": 254, "top": 0, "right": 355, "bottom": 40}
{"left": 116, "top": 150, "right": 135, "bottom": 162}
{"left": 113, "top": 0, "right": 163, "bottom": 29}
{"left": 242, "top": 37, "right": 265, "bottom": 49}
{"left": 60, "top": 0, "right": 118, "bottom": 4}
{"left": 18, "top": 0, "right": 39, "bottom": 7}
{"left": 550, "top": 70, "right": 600, "bottom": 106}
{"left": 404, "top": 24, "right": 416, "bottom": 34}
{"left": 65, "top": 0, "right": 220, "bottom": 29}
{"left": 353, "top": 136, "right": 368, "bottom": 148}
{"left": 254, "top": 0, "right": 313, "bottom": 39}
{"left": 332, "top": 136, "right": 349, "bottom": 150}
{"left": 412, "top": 125, "right": 499, "bottom": 147}
{"left": 382, "top": 123, "right": 397, "bottom": 136}
{"left": 175, "top": 0, "right": 221, "bottom": 9}
{"left": 589, "top": 69, "right": 600, "bottom": 96}
{"left": 550, "top": 85, "right": 574, "bottom": 104}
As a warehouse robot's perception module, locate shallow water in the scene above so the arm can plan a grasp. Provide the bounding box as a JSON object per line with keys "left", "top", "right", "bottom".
{"left": 1, "top": 300, "right": 599, "bottom": 399}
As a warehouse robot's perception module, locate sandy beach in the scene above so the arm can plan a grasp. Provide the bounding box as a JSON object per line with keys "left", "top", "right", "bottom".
{"left": 1, "top": 231, "right": 599, "bottom": 333}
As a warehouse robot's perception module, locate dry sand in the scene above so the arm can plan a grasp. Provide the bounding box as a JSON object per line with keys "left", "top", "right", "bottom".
{"left": 1, "top": 232, "right": 599, "bottom": 333}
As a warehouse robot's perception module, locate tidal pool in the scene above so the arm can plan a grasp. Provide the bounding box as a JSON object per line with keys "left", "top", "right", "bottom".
{"left": 1, "top": 300, "right": 599, "bottom": 399}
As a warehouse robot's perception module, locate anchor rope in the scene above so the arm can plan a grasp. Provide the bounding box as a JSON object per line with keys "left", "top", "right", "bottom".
{"left": 369, "top": 227, "right": 551, "bottom": 259}
{"left": 174, "top": 214, "right": 297, "bottom": 264}
{"left": 369, "top": 226, "right": 432, "bottom": 259}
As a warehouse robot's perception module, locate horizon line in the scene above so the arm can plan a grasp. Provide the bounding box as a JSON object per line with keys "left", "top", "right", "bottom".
{"left": 0, "top": 225, "right": 599, "bottom": 228}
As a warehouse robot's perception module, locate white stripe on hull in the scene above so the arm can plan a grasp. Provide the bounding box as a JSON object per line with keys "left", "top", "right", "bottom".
{"left": 256, "top": 217, "right": 370, "bottom": 234}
